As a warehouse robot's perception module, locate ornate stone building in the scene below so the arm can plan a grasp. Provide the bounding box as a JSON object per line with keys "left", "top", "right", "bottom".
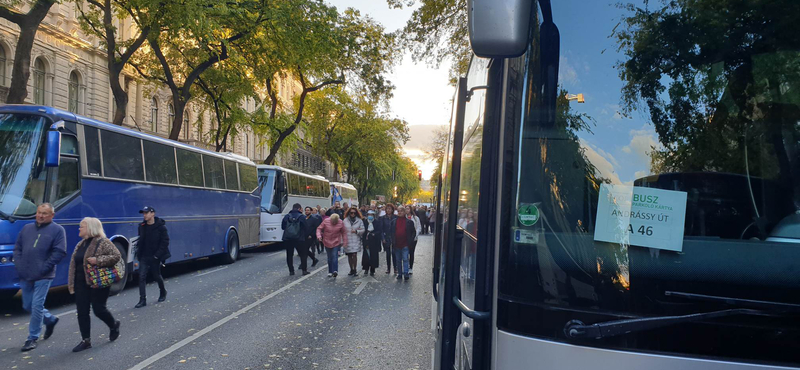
{"left": 0, "top": 2, "right": 334, "bottom": 178}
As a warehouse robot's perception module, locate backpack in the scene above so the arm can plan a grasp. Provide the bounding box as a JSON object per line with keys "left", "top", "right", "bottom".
{"left": 284, "top": 214, "right": 302, "bottom": 240}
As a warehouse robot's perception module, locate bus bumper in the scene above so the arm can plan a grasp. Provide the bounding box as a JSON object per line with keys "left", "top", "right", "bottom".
{"left": 0, "top": 248, "right": 21, "bottom": 291}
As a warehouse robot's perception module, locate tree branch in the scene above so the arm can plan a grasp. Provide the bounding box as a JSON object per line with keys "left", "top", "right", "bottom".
{"left": 0, "top": 6, "right": 23, "bottom": 25}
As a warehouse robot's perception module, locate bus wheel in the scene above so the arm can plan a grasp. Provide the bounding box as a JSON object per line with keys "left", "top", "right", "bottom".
{"left": 109, "top": 241, "right": 128, "bottom": 296}
{"left": 220, "top": 231, "right": 240, "bottom": 264}
{"left": 0, "top": 289, "right": 18, "bottom": 300}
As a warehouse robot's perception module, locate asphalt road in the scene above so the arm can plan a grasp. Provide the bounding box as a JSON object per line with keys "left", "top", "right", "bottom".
{"left": 0, "top": 235, "right": 436, "bottom": 370}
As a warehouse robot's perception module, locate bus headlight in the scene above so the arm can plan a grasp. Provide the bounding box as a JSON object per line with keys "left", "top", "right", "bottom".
{"left": 0, "top": 257, "right": 8, "bottom": 264}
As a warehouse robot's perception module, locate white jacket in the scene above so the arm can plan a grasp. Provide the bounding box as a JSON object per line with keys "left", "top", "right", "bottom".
{"left": 407, "top": 215, "right": 421, "bottom": 241}
{"left": 342, "top": 217, "right": 365, "bottom": 253}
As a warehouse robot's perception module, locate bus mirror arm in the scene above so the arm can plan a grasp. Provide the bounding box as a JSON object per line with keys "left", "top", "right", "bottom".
{"left": 453, "top": 296, "right": 491, "bottom": 320}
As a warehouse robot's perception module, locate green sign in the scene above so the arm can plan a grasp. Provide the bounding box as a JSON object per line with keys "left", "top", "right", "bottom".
{"left": 518, "top": 203, "right": 540, "bottom": 227}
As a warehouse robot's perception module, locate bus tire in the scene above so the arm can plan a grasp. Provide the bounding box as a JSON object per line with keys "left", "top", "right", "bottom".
{"left": 109, "top": 241, "right": 128, "bottom": 296}
{"left": 220, "top": 230, "right": 240, "bottom": 264}
{"left": 0, "top": 289, "right": 18, "bottom": 300}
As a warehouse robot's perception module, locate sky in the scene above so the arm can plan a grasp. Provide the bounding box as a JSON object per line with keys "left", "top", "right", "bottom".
{"left": 325, "top": 0, "right": 453, "bottom": 180}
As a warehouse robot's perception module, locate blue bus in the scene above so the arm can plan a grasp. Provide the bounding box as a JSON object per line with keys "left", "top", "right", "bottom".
{"left": 0, "top": 105, "right": 260, "bottom": 298}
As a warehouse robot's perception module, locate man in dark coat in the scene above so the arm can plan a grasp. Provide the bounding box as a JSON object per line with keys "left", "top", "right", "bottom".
{"left": 303, "top": 206, "right": 321, "bottom": 268}
{"left": 135, "top": 206, "right": 170, "bottom": 308}
{"left": 282, "top": 203, "right": 307, "bottom": 276}
{"left": 14, "top": 203, "right": 66, "bottom": 351}
{"left": 416, "top": 206, "right": 429, "bottom": 235}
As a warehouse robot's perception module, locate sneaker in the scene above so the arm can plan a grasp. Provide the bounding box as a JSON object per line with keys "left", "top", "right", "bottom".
{"left": 20, "top": 339, "right": 37, "bottom": 352}
{"left": 385, "top": 269, "right": 390, "bottom": 274}
{"left": 289, "top": 270, "right": 295, "bottom": 276}
{"left": 109, "top": 320, "right": 121, "bottom": 341}
{"left": 158, "top": 291, "right": 167, "bottom": 303}
{"left": 404, "top": 274, "right": 410, "bottom": 280}
{"left": 43, "top": 317, "right": 59, "bottom": 340}
{"left": 333, "top": 271, "right": 338, "bottom": 277}
{"left": 311, "top": 259, "right": 319, "bottom": 267}
{"left": 370, "top": 271, "right": 375, "bottom": 277}
{"left": 302, "top": 270, "right": 310, "bottom": 276}
{"left": 396, "top": 274, "right": 402, "bottom": 280}
{"left": 408, "top": 268, "right": 413, "bottom": 275}
{"left": 348, "top": 270, "right": 355, "bottom": 276}
{"left": 327, "top": 273, "right": 333, "bottom": 277}
{"left": 72, "top": 339, "right": 91, "bottom": 353}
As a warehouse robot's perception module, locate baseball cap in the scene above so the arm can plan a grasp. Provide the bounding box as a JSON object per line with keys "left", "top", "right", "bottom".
{"left": 139, "top": 206, "right": 156, "bottom": 213}
{"left": 367, "top": 210, "right": 376, "bottom": 215}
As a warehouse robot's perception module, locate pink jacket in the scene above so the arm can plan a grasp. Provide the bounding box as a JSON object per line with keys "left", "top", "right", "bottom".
{"left": 316, "top": 217, "right": 346, "bottom": 248}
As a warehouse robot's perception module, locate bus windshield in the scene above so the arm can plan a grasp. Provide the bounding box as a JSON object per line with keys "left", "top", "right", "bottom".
{"left": 0, "top": 114, "right": 48, "bottom": 218}
{"left": 258, "top": 168, "right": 278, "bottom": 213}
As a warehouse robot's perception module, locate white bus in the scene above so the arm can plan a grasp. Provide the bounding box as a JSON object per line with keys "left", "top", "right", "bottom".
{"left": 330, "top": 181, "right": 359, "bottom": 208}
{"left": 257, "top": 165, "right": 331, "bottom": 243}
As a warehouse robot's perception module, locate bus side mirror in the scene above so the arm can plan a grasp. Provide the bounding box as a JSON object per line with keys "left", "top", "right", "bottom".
{"left": 468, "top": 0, "right": 532, "bottom": 57}
{"left": 45, "top": 121, "right": 65, "bottom": 167}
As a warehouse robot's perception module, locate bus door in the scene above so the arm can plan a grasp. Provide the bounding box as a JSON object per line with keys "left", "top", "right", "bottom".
{"left": 435, "top": 56, "right": 498, "bottom": 370}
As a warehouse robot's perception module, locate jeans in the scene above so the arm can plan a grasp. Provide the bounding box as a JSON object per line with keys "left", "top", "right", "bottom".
{"left": 392, "top": 247, "right": 410, "bottom": 276}
{"left": 74, "top": 278, "right": 115, "bottom": 340}
{"left": 326, "top": 246, "right": 340, "bottom": 274}
{"left": 20, "top": 279, "right": 56, "bottom": 341}
{"left": 138, "top": 257, "right": 165, "bottom": 299}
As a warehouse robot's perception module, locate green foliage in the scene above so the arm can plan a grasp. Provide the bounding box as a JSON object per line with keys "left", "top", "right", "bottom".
{"left": 388, "top": 0, "right": 469, "bottom": 83}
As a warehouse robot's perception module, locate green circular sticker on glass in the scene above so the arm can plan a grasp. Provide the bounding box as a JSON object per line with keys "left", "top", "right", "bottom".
{"left": 518, "top": 203, "right": 540, "bottom": 227}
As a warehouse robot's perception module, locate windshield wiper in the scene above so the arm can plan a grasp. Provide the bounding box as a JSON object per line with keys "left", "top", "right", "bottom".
{"left": 0, "top": 209, "right": 15, "bottom": 223}
{"left": 564, "top": 309, "right": 781, "bottom": 339}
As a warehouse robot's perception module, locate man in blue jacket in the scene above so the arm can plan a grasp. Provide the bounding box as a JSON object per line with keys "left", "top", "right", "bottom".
{"left": 281, "top": 203, "right": 307, "bottom": 276}
{"left": 13, "top": 203, "right": 67, "bottom": 352}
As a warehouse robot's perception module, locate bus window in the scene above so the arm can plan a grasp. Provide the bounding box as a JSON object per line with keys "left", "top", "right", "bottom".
{"left": 83, "top": 126, "right": 102, "bottom": 176}
{"left": 176, "top": 149, "right": 203, "bottom": 187}
{"left": 202, "top": 155, "right": 224, "bottom": 189}
{"left": 100, "top": 130, "right": 143, "bottom": 181}
{"left": 239, "top": 164, "right": 258, "bottom": 192}
{"left": 60, "top": 134, "right": 78, "bottom": 155}
{"left": 223, "top": 160, "right": 239, "bottom": 190}
{"left": 54, "top": 156, "right": 79, "bottom": 207}
{"left": 143, "top": 141, "right": 177, "bottom": 184}
{"left": 289, "top": 173, "right": 301, "bottom": 195}
{"left": 299, "top": 176, "right": 308, "bottom": 196}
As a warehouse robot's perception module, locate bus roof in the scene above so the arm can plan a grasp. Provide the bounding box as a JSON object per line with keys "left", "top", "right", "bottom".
{"left": 330, "top": 181, "right": 357, "bottom": 190}
{"left": 257, "top": 165, "right": 329, "bottom": 182}
{"left": 0, "top": 104, "right": 256, "bottom": 166}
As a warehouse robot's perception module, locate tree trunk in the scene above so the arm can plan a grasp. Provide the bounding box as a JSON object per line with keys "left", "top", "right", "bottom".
{"left": 4, "top": 0, "right": 54, "bottom": 104}
{"left": 109, "top": 68, "right": 128, "bottom": 125}
{"left": 168, "top": 96, "right": 187, "bottom": 140}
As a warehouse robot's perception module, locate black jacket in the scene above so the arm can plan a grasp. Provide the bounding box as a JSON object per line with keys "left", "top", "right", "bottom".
{"left": 416, "top": 209, "right": 428, "bottom": 224}
{"left": 362, "top": 217, "right": 382, "bottom": 245}
{"left": 137, "top": 217, "right": 171, "bottom": 262}
{"left": 281, "top": 210, "right": 306, "bottom": 241}
{"left": 303, "top": 214, "right": 322, "bottom": 240}
{"left": 326, "top": 208, "right": 344, "bottom": 219}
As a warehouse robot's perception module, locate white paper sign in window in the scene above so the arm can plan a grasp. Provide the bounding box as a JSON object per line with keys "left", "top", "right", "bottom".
{"left": 594, "top": 184, "right": 688, "bottom": 252}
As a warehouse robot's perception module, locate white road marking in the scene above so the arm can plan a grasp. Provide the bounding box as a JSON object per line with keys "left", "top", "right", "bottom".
{"left": 55, "top": 309, "right": 76, "bottom": 318}
{"left": 127, "top": 255, "right": 346, "bottom": 370}
{"left": 195, "top": 266, "right": 228, "bottom": 277}
{"left": 352, "top": 275, "right": 379, "bottom": 295}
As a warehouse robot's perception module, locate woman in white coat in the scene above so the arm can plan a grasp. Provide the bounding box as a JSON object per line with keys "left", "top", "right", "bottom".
{"left": 404, "top": 206, "right": 422, "bottom": 275}
{"left": 343, "top": 207, "right": 365, "bottom": 276}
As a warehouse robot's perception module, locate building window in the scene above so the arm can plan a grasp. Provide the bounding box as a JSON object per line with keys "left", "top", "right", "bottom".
{"left": 68, "top": 71, "right": 80, "bottom": 113}
{"left": 245, "top": 134, "right": 250, "bottom": 157}
{"left": 168, "top": 102, "right": 175, "bottom": 129}
{"left": 183, "top": 109, "right": 190, "bottom": 140}
{"left": 198, "top": 114, "right": 204, "bottom": 143}
{"left": 150, "top": 97, "right": 158, "bottom": 132}
{"left": 33, "top": 58, "right": 46, "bottom": 105}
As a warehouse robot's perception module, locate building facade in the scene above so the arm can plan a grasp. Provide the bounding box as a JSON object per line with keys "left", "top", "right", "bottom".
{"left": 0, "top": 2, "right": 334, "bottom": 178}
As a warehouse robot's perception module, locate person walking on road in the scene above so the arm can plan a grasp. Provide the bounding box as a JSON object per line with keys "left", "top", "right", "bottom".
{"left": 405, "top": 206, "right": 422, "bottom": 275}
{"left": 343, "top": 207, "right": 365, "bottom": 276}
{"left": 135, "top": 206, "right": 170, "bottom": 308}
{"left": 394, "top": 207, "right": 417, "bottom": 280}
{"left": 68, "top": 217, "right": 123, "bottom": 352}
{"left": 326, "top": 201, "right": 345, "bottom": 218}
{"left": 13, "top": 203, "right": 66, "bottom": 352}
{"left": 303, "top": 207, "right": 321, "bottom": 269}
{"left": 362, "top": 210, "right": 382, "bottom": 276}
{"left": 282, "top": 203, "right": 308, "bottom": 276}
{"left": 317, "top": 213, "right": 346, "bottom": 277}
{"left": 416, "top": 206, "right": 428, "bottom": 235}
{"left": 380, "top": 204, "right": 397, "bottom": 274}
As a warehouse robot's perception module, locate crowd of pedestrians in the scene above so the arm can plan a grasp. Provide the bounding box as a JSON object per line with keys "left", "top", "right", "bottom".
{"left": 12, "top": 201, "right": 432, "bottom": 354}
{"left": 282, "top": 202, "right": 435, "bottom": 280}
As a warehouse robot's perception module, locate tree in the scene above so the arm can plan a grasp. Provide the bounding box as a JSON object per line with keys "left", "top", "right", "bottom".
{"left": 0, "top": 0, "right": 57, "bottom": 103}
{"left": 387, "top": 0, "right": 469, "bottom": 82}
{"left": 77, "top": 0, "right": 162, "bottom": 125}
{"left": 427, "top": 125, "right": 449, "bottom": 187}
{"left": 130, "top": 0, "right": 268, "bottom": 140}
{"left": 615, "top": 0, "right": 800, "bottom": 210}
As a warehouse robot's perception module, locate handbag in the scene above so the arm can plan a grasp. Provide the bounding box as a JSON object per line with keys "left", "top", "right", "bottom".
{"left": 85, "top": 240, "right": 123, "bottom": 289}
